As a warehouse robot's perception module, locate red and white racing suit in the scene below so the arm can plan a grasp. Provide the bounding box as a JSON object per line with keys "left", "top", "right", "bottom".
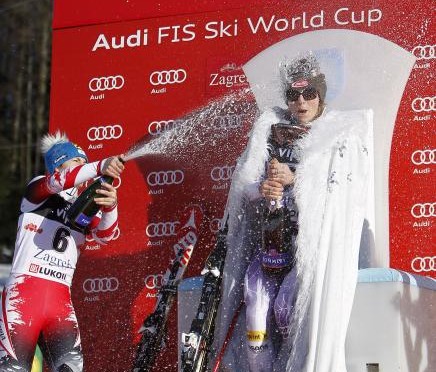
{"left": 0, "top": 160, "right": 119, "bottom": 372}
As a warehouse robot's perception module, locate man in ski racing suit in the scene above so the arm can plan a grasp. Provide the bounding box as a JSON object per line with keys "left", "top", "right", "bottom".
{"left": 242, "top": 54, "right": 327, "bottom": 372}
{"left": 0, "top": 131, "right": 125, "bottom": 372}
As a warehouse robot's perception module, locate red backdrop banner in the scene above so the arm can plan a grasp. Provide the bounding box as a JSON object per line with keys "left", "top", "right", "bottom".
{"left": 50, "top": 1, "right": 434, "bottom": 370}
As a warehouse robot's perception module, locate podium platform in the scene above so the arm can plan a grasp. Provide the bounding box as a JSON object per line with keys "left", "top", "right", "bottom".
{"left": 178, "top": 268, "right": 436, "bottom": 371}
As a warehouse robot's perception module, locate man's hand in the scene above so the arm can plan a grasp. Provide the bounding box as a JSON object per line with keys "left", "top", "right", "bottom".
{"left": 101, "top": 155, "right": 125, "bottom": 179}
{"left": 94, "top": 182, "right": 118, "bottom": 210}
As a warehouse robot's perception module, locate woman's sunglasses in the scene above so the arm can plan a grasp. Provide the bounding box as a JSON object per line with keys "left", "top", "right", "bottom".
{"left": 286, "top": 87, "right": 318, "bottom": 102}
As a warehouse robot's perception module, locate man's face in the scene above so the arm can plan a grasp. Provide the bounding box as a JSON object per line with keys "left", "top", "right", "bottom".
{"left": 286, "top": 87, "right": 320, "bottom": 124}
{"left": 57, "top": 157, "right": 86, "bottom": 172}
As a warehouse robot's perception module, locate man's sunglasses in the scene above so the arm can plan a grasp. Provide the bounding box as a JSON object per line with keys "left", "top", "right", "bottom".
{"left": 286, "top": 87, "right": 318, "bottom": 102}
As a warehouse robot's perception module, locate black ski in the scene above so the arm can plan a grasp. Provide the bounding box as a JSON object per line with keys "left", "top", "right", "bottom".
{"left": 180, "top": 225, "right": 228, "bottom": 372}
{"left": 133, "top": 205, "right": 203, "bottom": 372}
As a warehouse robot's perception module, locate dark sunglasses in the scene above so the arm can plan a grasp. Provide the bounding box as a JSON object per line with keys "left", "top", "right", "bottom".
{"left": 286, "top": 87, "right": 318, "bottom": 102}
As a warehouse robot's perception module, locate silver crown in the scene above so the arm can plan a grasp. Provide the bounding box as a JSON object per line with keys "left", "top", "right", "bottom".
{"left": 280, "top": 53, "right": 321, "bottom": 84}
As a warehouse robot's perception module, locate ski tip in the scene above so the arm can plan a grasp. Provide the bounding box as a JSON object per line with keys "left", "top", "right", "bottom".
{"left": 182, "top": 204, "right": 203, "bottom": 229}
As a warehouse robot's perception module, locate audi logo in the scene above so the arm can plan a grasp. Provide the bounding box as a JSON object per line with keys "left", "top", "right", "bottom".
{"left": 87, "top": 125, "right": 123, "bottom": 141}
{"left": 144, "top": 274, "right": 164, "bottom": 289}
{"left": 412, "top": 45, "right": 436, "bottom": 60}
{"left": 88, "top": 75, "right": 125, "bottom": 92}
{"left": 411, "top": 256, "right": 436, "bottom": 273}
{"left": 86, "top": 226, "right": 121, "bottom": 242}
{"left": 212, "top": 114, "right": 243, "bottom": 130}
{"left": 411, "top": 149, "right": 436, "bottom": 165}
{"left": 113, "top": 177, "right": 121, "bottom": 189}
{"left": 146, "top": 221, "right": 180, "bottom": 237}
{"left": 148, "top": 120, "right": 182, "bottom": 136}
{"left": 411, "top": 97, "right": 436, "bottom": 113}
{"left": 147, "top": 170, "right": 184, "bottom": 186}
{"left": 83, "top": 277, "right": 119, "bottom": 293}
{"left": 210, "top": 165, "right": 235, "bottom": 181}
{"left": 210, "top": 218, "right": 224, "bottom": 233}
{"left": 410, "top": 203, "right": 436, "bottom": 218}
{"left": 149, "top": 69, "right": 187, "bottom": 86}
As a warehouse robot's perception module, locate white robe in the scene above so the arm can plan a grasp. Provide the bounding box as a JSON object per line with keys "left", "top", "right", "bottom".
{"left": 213, "top": 107, "right": 372, "bottom": 372}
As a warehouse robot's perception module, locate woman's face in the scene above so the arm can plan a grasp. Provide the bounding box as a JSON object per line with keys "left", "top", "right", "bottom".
{"left": 287, "top": 87, "right": 321, "bottom": 125}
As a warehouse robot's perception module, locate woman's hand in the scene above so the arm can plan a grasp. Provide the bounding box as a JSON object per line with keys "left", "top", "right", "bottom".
{"left": 267, "top": 158, "right": 294, "bottom": 187}
{"left": 260, "top": 179, "right": 283, "bottom": 201}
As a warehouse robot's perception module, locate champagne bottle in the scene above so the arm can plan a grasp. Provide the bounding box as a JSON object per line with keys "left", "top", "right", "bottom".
{"left": 261, "top": 199, "right": 295, "bottom": 272}
{"left": 66, "top": 175, "right": 115, "bottom": 230}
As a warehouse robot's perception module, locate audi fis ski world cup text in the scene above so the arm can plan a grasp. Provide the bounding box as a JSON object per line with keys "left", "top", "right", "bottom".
{"left": 90, "top": 7, "right": 383, "bottom": 51}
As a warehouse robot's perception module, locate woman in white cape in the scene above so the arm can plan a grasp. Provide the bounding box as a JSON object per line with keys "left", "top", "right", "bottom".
{"left": 213, "top": 53, "right": 372, "bottom": 372}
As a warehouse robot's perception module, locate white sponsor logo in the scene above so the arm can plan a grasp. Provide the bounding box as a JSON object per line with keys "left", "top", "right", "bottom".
{"left": 147, "top": 170, "right": 184, "bottom": 186}
{"left": 210, "top": 165, "right": 235, "bottom": 181}
{"left": 146, "top": 221, "right": 180, "bottom": 237}
{"left": 89, "top": 75, "right": 125, "bottom": 92}
{"left": 148, "top": 120, "right": 182, "bottom": 136}
{"left": 411, "top": 256, "right": 436, "bottom": 273}
{"left": 144, "top": 274, "right": 164, "bottom": 289}
{"left": 411, "top": 149, "right": 436, "bottom": 165}
{"left": 83, "top": 277, "right": 119, "bottom": 293}
{"left": 411, "top": 97, "right": 435, "bottom": 113}
{"left": 86, "top": 226, "right": 120, "bottom": 242}
{"left": 87, "top": 125, "right": 123, "bottom": 141}
{"left": 411, "top": 203, "right": 436, "bottom": 218}
{"left": 412, "top": 45, "right": 436, "bottom": 60}
{"left": 212, "top": 114, "right": 243, "bottom": 130}
{"left": 149, "top": 69, "right": 187, "bottom": 86}
{"left": 210, "top": 218, "right": 224, "bottom": 233}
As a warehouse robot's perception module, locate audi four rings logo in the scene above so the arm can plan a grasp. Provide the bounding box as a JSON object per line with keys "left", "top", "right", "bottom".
{"left": 83, "top": 277, "right": 119, "bottom": 293}
{"left": 144, "top": 274, "right": 164, "bottom": 289}
{"left": 148, "top": 120, "right": 181, "bottom": 136}
{"left": 86, "top": 226, "right": 121, "bottom": 242}
{"left": 411, "top": 203, "right": 436, "bottom": 218}
{"left": 89, "top": 75, "right": 125, "bottom": 92}
{"left": 411, "top": 149, "right": 436, "bottom": 165}
{"left": 213, "top": 114, "right": 243, "bottom": 129}
{"left": 210, "top": 218, "right": 224, "bottom": 233}
{"left": 149, "top": 69, "right": 187, "bottom": 86}
{"left": 412, "top": 45, "right": 435, "bottom": 60}
{"left": 147, "top": 170, "right": 184, "bottom": 186}
{"left": 146, "top": 221, "right": 180, "bottom": 237}
{"left": 87, "top": 125, "right": 123, "bottom": 141}
{"left": 411, "top": 97, "right": 435, "bottom": 112}
{"left": 411, "top": 256, "right": 436, "bottom": 272}
{"left": 210, "top": 165, "right": 235, "bottom": 181}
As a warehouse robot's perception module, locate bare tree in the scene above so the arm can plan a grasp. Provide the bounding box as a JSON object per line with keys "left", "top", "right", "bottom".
{"left": 0, "top": 0, "right": 52, "bottom": 260}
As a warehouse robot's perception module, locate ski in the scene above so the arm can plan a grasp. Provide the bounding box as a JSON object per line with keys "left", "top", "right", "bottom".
{"left": 180, "top": 225, "right": 228, "bottom": 372}
{"left": 133, "top": 205, "right": 203, "bottom": 372}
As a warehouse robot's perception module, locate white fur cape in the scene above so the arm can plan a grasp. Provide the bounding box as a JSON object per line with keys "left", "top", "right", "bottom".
{"left": 213, "top": 108, "right": 372, "bottom": 372}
